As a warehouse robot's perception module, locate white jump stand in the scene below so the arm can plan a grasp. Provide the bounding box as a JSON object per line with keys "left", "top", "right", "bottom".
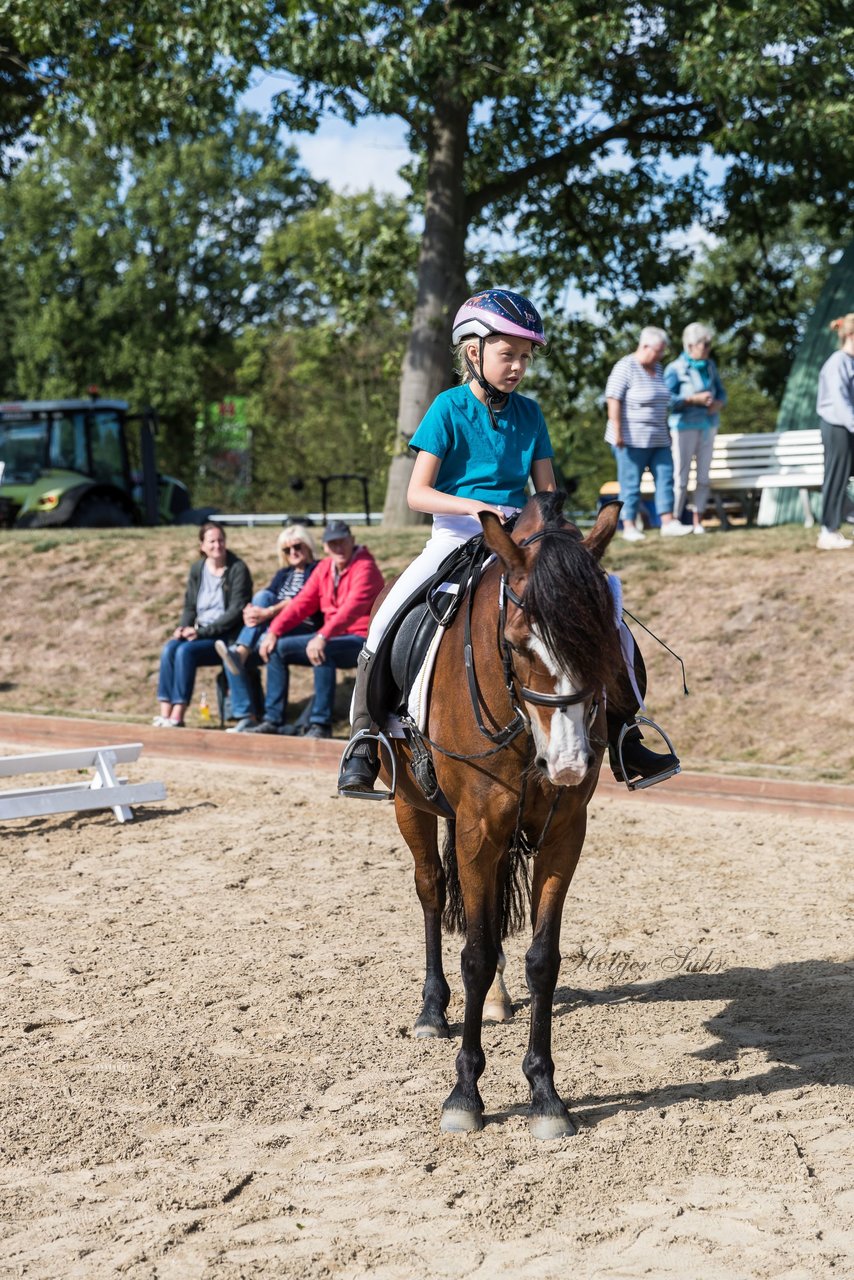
{"left": 0, "top": 743, "right": 166, "bottom": 824}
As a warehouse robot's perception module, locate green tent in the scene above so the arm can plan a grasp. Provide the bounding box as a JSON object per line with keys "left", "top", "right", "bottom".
{"left": 758, "top": 240, "right": 854, "bottom": 524}
{"left": 777, "top": 239, "right": 854, "bottom": 433}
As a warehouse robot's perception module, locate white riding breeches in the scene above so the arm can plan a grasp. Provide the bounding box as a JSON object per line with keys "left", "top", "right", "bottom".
{"left": 365, "top": 511, "right": 516, "bottom": 652}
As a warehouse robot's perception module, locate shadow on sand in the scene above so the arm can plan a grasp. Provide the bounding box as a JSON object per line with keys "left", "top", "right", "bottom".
{"left": 546, "top": 958, "right": 854, "bottom": 1124}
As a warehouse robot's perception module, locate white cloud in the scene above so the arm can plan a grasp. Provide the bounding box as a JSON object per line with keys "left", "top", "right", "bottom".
{"left": 292, "top": 118, "right": 411, "bottom": 197}
{"left": 240, "top": 75, "right": 411, "bottom": 196}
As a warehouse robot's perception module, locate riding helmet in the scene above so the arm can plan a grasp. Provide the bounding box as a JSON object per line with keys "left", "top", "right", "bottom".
{"left": 452, "top": 289, "right": 546, "bottom": 347}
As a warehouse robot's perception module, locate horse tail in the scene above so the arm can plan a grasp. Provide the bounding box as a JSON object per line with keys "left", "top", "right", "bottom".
{"left": 441, "top": 819, "right": 531, "bottom": 940}
{"left": 501, "top": 842, "right": 531, "bottom": 940}
{"left": 441, "top": 820, "right": 465, "bottom": 934}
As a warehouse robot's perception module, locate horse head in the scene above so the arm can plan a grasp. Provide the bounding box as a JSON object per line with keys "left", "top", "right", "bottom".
{"left": 481, "top": 495, "right": 622, "bottom": 787}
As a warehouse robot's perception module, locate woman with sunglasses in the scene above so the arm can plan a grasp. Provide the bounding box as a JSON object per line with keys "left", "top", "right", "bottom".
{"left": 215, "top": 524, "right": 320, "bottom": 731}
{"left": 664, "top": 323, "right": 727, "bottom": 534}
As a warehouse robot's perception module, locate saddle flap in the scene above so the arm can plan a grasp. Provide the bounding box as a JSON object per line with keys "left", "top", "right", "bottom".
{"left": 366, "top": 601, "right": 445, "bottom": 723}
{"left": 365, "top": 534, "right": 488, "bottom": 726}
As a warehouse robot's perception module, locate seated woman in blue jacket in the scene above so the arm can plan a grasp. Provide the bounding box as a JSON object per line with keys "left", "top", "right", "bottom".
{"left": 664, "top": 323, "right": 727, "bottom": 534}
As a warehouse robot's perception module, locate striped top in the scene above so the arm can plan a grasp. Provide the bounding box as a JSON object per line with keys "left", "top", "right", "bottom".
{"left": 267, "top": 563, "right": 315, "bottom": 602}
{"left": 604, "top": 355, "right": 672, "bottom": 448}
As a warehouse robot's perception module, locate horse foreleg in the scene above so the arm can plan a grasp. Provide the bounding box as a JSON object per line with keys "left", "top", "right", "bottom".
{"left": 395, "top": 799, "right": 451, "bottom": 1039}
{"left": 523, "top": 879, "right": 577, "bottom": 1141}
{"left": 440, "top": 899, "right": 498, "bottom": 1133}
{"left": 483, "top": 947, "right": 514, "bottom": 1023}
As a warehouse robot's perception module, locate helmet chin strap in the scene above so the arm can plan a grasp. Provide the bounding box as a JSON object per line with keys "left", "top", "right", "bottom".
{"left": 464, "top": 336, "right": 507, "bottom": 430}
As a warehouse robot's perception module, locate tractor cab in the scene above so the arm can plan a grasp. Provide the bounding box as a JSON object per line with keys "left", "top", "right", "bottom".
{"left": 0, "top": 398, "right": 189, "bottom": 528}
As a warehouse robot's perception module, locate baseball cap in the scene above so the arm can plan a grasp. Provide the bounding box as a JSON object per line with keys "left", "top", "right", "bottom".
{"left": 323, "top": 519, "right": 352, "bottom": 542}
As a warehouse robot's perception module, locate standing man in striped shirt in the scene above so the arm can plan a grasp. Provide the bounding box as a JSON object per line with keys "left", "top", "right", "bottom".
{"left": 605, "top": 326, "right": 693, "bottom": 542}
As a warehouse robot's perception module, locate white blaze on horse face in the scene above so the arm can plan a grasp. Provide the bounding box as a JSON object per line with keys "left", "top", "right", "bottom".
{"left": 527, "top": 631, "right": 592, "bottom": 786}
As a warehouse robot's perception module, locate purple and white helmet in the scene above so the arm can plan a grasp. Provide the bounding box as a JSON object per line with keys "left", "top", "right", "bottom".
{"left": 452, "top": 288, "right": 546, "bottom": 347}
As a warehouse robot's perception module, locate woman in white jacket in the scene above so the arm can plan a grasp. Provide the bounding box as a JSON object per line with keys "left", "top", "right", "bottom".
{"left": 816, "top": 314, "right": 854, "bottom": 551}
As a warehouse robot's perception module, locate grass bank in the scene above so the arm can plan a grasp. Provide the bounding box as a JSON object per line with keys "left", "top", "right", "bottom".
{"left": 2, "top": 519, "right": 852, "bottom": 784}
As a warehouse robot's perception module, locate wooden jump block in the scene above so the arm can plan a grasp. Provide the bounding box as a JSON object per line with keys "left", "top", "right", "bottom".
{"left": 0, "top": 743, "right": 166, "bottom": 824}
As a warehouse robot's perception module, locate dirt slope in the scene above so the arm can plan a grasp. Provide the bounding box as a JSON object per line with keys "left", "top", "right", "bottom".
{"left": 1, "top": 520, "right": 852, "bottom": 782}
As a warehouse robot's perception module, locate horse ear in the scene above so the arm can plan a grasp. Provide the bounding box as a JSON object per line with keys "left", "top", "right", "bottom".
{"left": 583, "top": 500, "right": 622, "bottom": 561}
{"left": 480, "top": 511, "right": 526, "bottom": 572}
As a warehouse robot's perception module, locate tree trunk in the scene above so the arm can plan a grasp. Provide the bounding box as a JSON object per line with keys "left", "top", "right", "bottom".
{"left": 382, "top": 91, "right": 470, "bottom": 526}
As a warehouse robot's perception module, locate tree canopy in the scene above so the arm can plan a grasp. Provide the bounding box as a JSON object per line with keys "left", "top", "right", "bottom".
{"left": 252, "top": 0, "right": 854, "bottom": 519}
{"left": 6, "top": 2, "right": 854, "bottom": 520}
{"left": 0, "top": 111, "right": 322, "bottom": 474}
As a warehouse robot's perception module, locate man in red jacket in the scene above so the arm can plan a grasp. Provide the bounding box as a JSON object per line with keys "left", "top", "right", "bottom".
{"left": 250, "top": 520, "right": 385, "bottom": 737}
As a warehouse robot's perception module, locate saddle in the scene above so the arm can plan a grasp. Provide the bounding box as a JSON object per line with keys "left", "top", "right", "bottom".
{"left": 366, "top": 534, "right": 491, "bottom": 730}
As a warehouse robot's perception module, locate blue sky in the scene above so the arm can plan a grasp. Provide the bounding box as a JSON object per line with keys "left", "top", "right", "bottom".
{"left": 241, "top": 76, "right": 411, "bottom": 196}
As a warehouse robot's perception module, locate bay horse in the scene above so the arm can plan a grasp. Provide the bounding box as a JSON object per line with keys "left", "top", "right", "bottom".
{"left": 382, "top": 492, "right": 624, "bottom": 1139}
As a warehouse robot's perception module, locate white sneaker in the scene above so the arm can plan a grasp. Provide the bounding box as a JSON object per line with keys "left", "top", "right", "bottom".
{"left": 215, "top": 638, "right": 245, "bottom": 677}
{"left": 692, "top": 524, "right": 707, "bottom": 535}
{"left": 817, "top": 527, "right": 853, "bottom": 550}
{"left": 660, "top": 521, "right": 693, "bottom": 537}
{"left": 622, "top": 524, "right": 646, "bottom": 543}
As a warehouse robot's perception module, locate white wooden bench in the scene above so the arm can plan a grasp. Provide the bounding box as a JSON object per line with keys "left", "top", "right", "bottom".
{"left": 0, "top": 743, "right": 166, "bottom": 824}
{"left": 603, "top": 429, "right": 824, "bottom": 527}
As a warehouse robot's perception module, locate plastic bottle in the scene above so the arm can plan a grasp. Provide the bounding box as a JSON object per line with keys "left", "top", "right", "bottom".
{"left": 198, "top": 688, "right": 213, "bottom": 727}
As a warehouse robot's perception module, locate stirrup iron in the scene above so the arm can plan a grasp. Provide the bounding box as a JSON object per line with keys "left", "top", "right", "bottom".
{"left": 338, "top": 728, "right": 396, "bottom": 802}
{"left": 616, "top": 715, "right": 681, "bottom": 792}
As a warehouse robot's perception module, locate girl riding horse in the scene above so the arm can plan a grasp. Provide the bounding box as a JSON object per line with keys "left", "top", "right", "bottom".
{"left": 338, "top": 288, "right": 679, "bottom": 795}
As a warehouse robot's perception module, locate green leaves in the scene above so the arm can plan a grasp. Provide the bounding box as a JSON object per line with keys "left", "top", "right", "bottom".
{"left": 0, "top": 111, "right": 323, "bottom": 479}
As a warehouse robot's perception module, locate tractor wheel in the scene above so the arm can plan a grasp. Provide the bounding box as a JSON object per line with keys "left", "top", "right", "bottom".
{"left": 68, "top": 496, "right": 134, "bottom": 528}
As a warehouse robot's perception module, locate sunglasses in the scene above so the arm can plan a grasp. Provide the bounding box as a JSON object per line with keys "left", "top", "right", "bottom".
{"left": 284, "top": 543, "right": 307, "bottom": 553}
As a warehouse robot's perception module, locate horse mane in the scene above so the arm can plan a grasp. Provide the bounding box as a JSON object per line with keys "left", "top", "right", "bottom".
{"left": 522, "top": 494, "right": 622, "bottom": 690}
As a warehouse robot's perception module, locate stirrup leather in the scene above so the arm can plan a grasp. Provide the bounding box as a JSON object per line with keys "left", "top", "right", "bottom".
{"left": 615, "top": 715, "right": 681, "bottom": 792}
{"left": 338, "top": 728, "right": 396, "bottom": 802}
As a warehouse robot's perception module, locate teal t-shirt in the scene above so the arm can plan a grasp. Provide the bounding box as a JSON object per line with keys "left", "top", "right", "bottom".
{"left": 409, "top": 384, "right": 554, "bottom": 508}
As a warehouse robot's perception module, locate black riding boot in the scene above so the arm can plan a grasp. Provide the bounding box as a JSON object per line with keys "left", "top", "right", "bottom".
{"left": 607, "top": 634, "right": 680, "bottom": 787}
{"left": 338, "top": 649, "right": 381, "bottom": 795}
{"left": 607, "top": 719, "right": 680, "bottom": 787}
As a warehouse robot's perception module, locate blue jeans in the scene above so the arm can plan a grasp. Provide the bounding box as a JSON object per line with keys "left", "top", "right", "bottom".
{"left": 263, "top": 633, "right": 364, "bottom": 727}
{"left": 226, "top": 588, "right": 315, "bottom": 719}
{"left": 612, "top": 444, "right": 675, "bottom": 522}
{"left": 157, "top": 637, "right": 221, "bottom": 706}
{"left": 235, "top": 588, "right": 278, "bottom": 650}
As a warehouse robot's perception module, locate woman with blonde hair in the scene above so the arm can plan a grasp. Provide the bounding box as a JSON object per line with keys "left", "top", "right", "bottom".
{"left": 216, "top": 523, "right": 321, "bottom": 730}
{"left": 815, "top": 315, "right": 854, "bottom": 550}
{"left": 664, "top": 322, "right": 727, "bottom": 533}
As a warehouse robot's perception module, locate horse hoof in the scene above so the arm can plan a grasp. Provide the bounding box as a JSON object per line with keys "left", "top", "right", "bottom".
{"left": 440, "top": 1107, "right": 484, "bottom": 1134}
{"left": 414, "top": 1021, "right": 449, "bottom": 1040}
{"left": 528, "top": 1112, "right": 577, "bottom": 1141}
{"left": 483, "top": 998, "right": 514, "bottom": 1023}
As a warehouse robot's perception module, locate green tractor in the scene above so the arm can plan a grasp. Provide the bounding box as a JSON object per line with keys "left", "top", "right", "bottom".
{"left": 0, "top": 397, "right": 191, "bottom": 528}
